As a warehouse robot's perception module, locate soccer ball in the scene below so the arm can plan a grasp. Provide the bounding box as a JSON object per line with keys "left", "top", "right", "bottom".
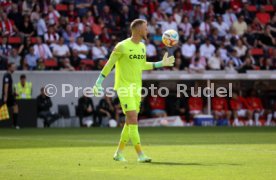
{"left": 162, "top": 29, "right": 179, "bottom": 47}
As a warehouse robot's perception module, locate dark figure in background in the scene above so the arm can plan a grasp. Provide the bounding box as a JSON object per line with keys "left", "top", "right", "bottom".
{"left": 77, "top": 93, "right": 95, "bottom": 127}
{"left": 97, "top": 95, "right": 115, "bottom": 127}
{"left": 37, "top": 87, "right": 59, "bottom": 128}
{"left": 2, "top": 63, "right": 19, "bottom": 129}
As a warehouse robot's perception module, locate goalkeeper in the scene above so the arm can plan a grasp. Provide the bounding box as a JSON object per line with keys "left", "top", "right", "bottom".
{"left": 93, "top": 19, "right": 175, "bottom": 162}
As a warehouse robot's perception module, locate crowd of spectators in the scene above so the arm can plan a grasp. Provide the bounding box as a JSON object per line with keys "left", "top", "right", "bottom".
{"left": 0, "top": 0, "right": 275, "bottom": 72}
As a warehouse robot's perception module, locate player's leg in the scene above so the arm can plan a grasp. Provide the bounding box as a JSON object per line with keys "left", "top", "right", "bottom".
{"left": 113, "top": 95, "right": 136, "bottom": 161}
{"left": 12, "top": 103, "right": 19, "bottom": 129}
{"left": 126, "top": 110, "right": 151, "bottom": 162}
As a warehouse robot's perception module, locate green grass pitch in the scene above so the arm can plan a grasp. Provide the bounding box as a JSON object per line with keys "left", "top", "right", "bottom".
{"left": 0, "top": 127, "right": 276, "bottom": 180}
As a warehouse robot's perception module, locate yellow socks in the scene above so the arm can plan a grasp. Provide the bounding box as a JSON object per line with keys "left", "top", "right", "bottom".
{"left": 129, "top": 124, "right": 143, "bottom": 155}
{"left": 116, "top": 124, "right": 129, "bottom": 154}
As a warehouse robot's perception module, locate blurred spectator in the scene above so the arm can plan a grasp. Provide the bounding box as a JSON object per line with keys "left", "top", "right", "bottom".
{"left": 47, "top": 4, "right": 60, "bottom": 26}
{"left": 60, "top": 58, "right": 75, "bottom": 71}
{"left": 178, "top": 16, "right": 193, "bottom": 39}
{"left": 161, "top": 14, "right": 177, "bottom": 33}
{"left": 191, "top": 50, "right": 207, "bottom": 67}
{"left": 181, "top": 37, "right": 196, "bottom": 68}
{"left": 100, "top": 5, "right": 116, "bottom": 30}
{"left": 257, "top": 25, "right": 275, "bottom": 48}
{"left": 199, "top": 17, "right": 212, "bottom": 38}
{"left": 256, "top": 6, "right": 271, "bottom": 25}
{"left": 0, "top": 12, "right": 17, "bottom": 36}
{"left": 8, "top": 48, "right": 21, "bottom": 69}
{"left": 37, "top": 87, "right": 59, "bottom": 128}
{"left": 24, "top": 46, "right": 40, "bottom": 70}
{"left": 97, "top": 95, "right": 115, "bottom": 127}
{"left": 172, "top": 49, "right": 182, "bottom": 71}
{"left": 44, "top": 25, "right": 59, "bottom": 46}
{"left": 152, "top": 27, "right": 163, "bottom": 46}
{"left": 0, "top": 37, "right": 12, "bottom": 69}
{"left": 234, "top": 39, "right": 247, "bottom": 58}
{"left": 92, "top": 38, "right": 108, "bottom": 68}
{"left": 18, "top": 37, "right": 32, "bottom": 58}
{"left": 33, "top": 37, "right": 53, "bottom": 60}
{"left": 62, "top": 24, "right": 80, "bottom": 45}
{"left": 30, "top": 4, "right": 41, "bottom": 26}
{"left": 148, "top": 92, "right": 167, "bottom": 118}
{"left": 77, "top": 93, "right": 95, "bottom": 127}
{"left": 199, "top": 39, "right": 215, "bottom": 60}
{"left": 246, "top": 90, "right": 273, "bottom": 126}
{"left": 148, "top": 17, "right": 158, "bottom": 36}
{"left": 212, "top": 15, "right": 229, "bottom": 37}
{"left": 7, "top": 3, "right": 23, "bottom": 29}
{"left": 71, "top": 37, "right": 89, "bottom": 59}
{"left": 36, "top": 13, "right": 48, "bottom": 38}
{"left": 251, "top": 17, "right": 263, "bottom": 33}
{"left": 76, "top": 0, "right": 93, "bottom": 17}
{"left": 15, "top": 74, "right": 32, "bottom": 99}
{"left": 67, "top": 3, "right": 78, "bottom": 23}
{"left": 22, "top": 0, "right": 35, "bottom": 15}
{"left": 232, "top": 15, "right": 247, "bottom": 36}
{"left": 70, "top": 50, "right": 81, "bottom": 69}
{"left": 152, "top": 7, "right": 166, "bottom": 22}
{"left": 189, "top": 57, "right": 205, "bottom": 73}
{"left": 212, "top": 96, "right": 231, "bottom": 124}
{"left": 230, "top": 91, "right": 253, "bottom": 126}
{"left": 242, "top": 26, "right": 258, "bottom": 47}
{"left": 18, "top": 15, "right": 35, "bottom": 38}
{"left": 189, "top": 4, "right": 204, "bottom": 26}
{"left": 208, "top": 49, "right": 223, "bottom": 70}
{"left": 145, "top": 39, "right": 157, "bottom": 62}
{"left": 223, "top": 8, "right": 237, "bottom": 28}
{"left": 52, "top": 37, "right": 70, "bottom": 61}
{"left": 225, "top": 60, "right": 237, "bottom": 73}
{"left": 226, "top": 50, "right": 243, "bottom": 70}
{"left": 82, "top": 25, "right": 95, "bottom": 46}
{"left": 239, "top": 57, "right": 255, "bottom": 73}
{"left": 160, "top": 0, "right": 175, "bottom": 15}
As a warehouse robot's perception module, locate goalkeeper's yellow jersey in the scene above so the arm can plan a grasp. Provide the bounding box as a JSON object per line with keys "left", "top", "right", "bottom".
{"left": 101, "top": 38, "right": 153, "bottom": 90}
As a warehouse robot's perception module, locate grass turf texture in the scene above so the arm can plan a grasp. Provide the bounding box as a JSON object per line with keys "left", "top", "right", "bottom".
{"left": 0, "top": 127, "right": 275, "bottom": 180}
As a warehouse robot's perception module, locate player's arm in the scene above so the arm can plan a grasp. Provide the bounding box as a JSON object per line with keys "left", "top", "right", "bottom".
{"left": 93, "top": 43, "right": 122, "bottom": 95}
{"left": 142, "top": 52, "right": 175, "bottom": 71}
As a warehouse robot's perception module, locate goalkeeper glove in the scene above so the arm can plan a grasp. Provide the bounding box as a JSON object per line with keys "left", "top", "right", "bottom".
{"left": 154, "top": 52, "right": 175, "bottom": 68}
{"left": 93, "top": 74, "right": 105, "bottom": 96}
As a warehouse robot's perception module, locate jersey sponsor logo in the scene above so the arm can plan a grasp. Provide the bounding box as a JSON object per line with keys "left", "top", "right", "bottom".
{"left": 129, "top": 54, "right": 145, "bottom": 60}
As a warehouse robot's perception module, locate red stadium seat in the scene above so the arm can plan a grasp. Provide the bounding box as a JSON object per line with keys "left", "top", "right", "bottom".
{"left": 247, "top": 5, "right": 257, "bottom": 12}
{"left": 8, "top": 36, "right": 22, "bottom": 44}
{"left": 250, "top": 48, "right": 264, "bottom": 56}
{"left": 30, "top": 37, "right": 38, "bottom": 44}
{"left": 56, "top": 4, "right": 68, "bottom": 11}
{"left": 44, "top": 59, "right": 58, "bottom": 68}
{"left": 262, "top": 5, "right": 274, "bottom": 12}
{"left": 0, "top": 37, "right": 2, "bottom": 44}
{"left": 81, "top": 59, "right": 95, "bottom": 66}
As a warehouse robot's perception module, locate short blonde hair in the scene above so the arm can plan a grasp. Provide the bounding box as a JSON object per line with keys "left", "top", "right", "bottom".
{"left": 130, "top": 19, "right": 147, "bottom": 31}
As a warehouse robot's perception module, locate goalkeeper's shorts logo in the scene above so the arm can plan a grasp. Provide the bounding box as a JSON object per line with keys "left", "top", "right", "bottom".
{"left": 129, "top": 54, "right": 145, "bottom": 60}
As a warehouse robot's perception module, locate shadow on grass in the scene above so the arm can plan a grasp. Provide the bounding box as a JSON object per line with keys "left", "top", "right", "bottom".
{"left": 150, "top": 162, "right": 242, "bottom": 166}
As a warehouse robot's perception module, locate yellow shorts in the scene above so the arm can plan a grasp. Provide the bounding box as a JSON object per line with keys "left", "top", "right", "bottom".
{"left": 117, "top": 90, "right": 141, "bottom": 114}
